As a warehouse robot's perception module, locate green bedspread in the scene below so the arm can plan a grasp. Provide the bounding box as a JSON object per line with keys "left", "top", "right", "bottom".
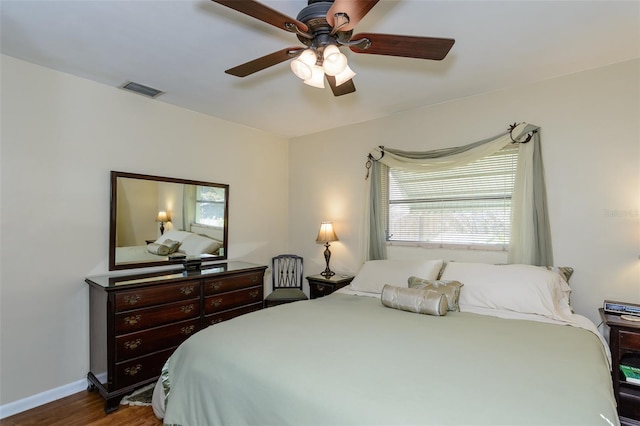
{"left": 163, "top": 293, "right": 618, "bottom": 426}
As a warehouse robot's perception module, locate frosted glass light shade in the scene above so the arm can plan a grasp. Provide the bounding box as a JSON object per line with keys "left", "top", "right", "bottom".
{"left": 334, "top": 64, "right": 356, "bottom": 86}
{"left": 322, "top": 45, "right": 347, "bottom": 76}
{"left": 290, "top": 49, "right": 317, "bottom": 80}
{"left": 291, "top": 60, "right": 312, "bottom": 80}
{"left": 304, "top": 65, "right": 325, "bottom": 89}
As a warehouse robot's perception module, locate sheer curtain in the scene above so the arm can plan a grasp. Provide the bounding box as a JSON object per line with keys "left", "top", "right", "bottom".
{"left": 364, "top": 123, "right": 553, "bottom": 266}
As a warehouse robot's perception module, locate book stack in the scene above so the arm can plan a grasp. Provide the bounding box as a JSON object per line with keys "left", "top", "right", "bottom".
{"left": 620, "top": 364, "right": 640, "bottom": 385}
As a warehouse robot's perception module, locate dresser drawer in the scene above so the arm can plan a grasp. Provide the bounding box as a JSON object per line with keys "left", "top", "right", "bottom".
{"left": 115, "top": 281, "right": 201, "bottom": 312}
{"left": 205, "top": 302, "right": 263, "bottom": 326}
{"left": 115, "top": 318, "right": 200, "bottom": 362}
{"left": 115, "top": 299, "right": 199, "bottom": 333}
{"left": 114, "top": 347, "right": 175, "bottom": 389}
{"left": 205, "top": 286, "right": 263, "bottom": 314}
{"left": 620, "top": 331, "right": 640, "bottom": 351}
{"left": 204, "top": 272, "right": 263, "bottom": 295}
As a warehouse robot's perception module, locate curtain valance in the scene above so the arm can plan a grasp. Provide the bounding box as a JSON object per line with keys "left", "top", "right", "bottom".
{"left": 364, "top": 123, "right": 553, "bottom": 266}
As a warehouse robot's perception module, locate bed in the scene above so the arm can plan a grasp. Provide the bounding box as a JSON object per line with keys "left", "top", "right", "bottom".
{"left": 152, "top": 260, "right": 619, "bottom": 426}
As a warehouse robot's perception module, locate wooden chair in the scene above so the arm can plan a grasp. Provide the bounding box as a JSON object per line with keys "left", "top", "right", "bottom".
{"left": 264, "top": 254, "right": 308, "bottom": 308}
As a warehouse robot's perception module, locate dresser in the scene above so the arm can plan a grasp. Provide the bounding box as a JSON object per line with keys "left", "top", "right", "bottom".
{"left": 86, "top": 261, "right": 266, "bottom": 413}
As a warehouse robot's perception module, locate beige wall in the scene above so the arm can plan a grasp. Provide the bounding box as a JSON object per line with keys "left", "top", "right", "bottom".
{"left": 0, "top": 55, "right": 289, "bottom": 407}
{"left": 289, "top": 59, "right": 640, "bottom": 326}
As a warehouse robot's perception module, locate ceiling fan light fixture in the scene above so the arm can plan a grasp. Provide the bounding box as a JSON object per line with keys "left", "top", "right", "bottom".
{"left": 291, "top": 59, "right": 313, "bottom": 80}
{"left": 304, "top": 65, "right": 325, "bottom": 89}
{"left": 322, "top": 45, "right": 348, "bottom": 76}
{"left": 334, "top": 64, "right": 356, "bottom": 87}
{"left": 291, "top": 48, "right": 318, "bottom": 80}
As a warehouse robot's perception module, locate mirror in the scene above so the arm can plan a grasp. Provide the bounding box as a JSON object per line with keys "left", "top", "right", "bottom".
{"left": 109, "top": 171, "right": 229, "bottom": 270}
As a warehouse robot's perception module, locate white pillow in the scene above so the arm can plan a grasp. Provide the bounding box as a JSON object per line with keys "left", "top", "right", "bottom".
{"left": 155, "top": 230, "right": 193, "bottom": 244}
{"left": 440, "top": 262, "right": 573, "bottom": 321}
{"left": 178, "top": 234, "right": 221, "bottom": 255}
{"left": 350, "top": 259, "right": 444, "bottom": 294}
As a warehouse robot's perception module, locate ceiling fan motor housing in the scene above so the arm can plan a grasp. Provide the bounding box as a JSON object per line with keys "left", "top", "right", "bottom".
{"left": 296, "top": 1, "right": 352, "bottom": 51}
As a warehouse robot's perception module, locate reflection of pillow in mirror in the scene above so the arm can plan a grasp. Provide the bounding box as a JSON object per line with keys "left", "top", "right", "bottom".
{"left": 350, "top": 259, "right": 444, "bottom": 294}
{"left": 161, "top": 239, "right": 180, "bottom": 254}
{"left": 179, "top": 234, "right": 221, "bottom": 255}
{"left": 408, "top": 277, "right": 463, "bottom": 312}
{"left": 147, "top": 243, "right": 170, "bottom": 256}
{"left": 155, "top": 230, "right": 192, "bottom": 244}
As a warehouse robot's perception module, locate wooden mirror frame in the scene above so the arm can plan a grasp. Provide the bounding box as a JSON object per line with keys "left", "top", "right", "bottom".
{"left": 109, "top": 171, "right": 229, "bottom": 271}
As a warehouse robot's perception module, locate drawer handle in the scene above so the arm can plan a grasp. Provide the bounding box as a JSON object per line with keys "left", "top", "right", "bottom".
{"left": 181, "top": 325, "right": 196, "bottom": 335}
{"left": 181, "top": 304, "right": 195, "bottom": 314}
{"left": 210, "top": 281, "right": 223, "bottom": 291}
{"left": 124, "top": 364, "right": 142, "bottom": 376}
{"left": 249, "top": 290, "right": 259, "bottom": 298}
{"left": 211, "top": 298, "right": 223, "bottom": 308}
{"left": 210, "top": 318, "right": 223, "bottom": 325}
{"left": 317, "top": 284, "right": 326, "bottom": 292}
{"left": 251, "top": 276, "right": 258, "bottom": 284}
{"left": 124, "top": 295, "right": 141, "bottom": 306}
{"left": 180, "top": 286, "right": 195, "bottom": 296}
{"left": 123, "top": 315, "right": 141, "bottom": 326}
{"left": 124, "top": 339, "right": 142, "bottom": 351}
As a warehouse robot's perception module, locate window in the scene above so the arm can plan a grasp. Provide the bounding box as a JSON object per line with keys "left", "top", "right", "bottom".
{"left": 195, "top": 186, "right": 226, "bottom": 227}
{"left": 385, "top": 144, "right": 518, "bottom": 249}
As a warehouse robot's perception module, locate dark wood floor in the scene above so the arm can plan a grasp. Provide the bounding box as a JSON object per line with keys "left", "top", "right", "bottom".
{"left": 0, "top": 390, "right": 162, "bottom": 426}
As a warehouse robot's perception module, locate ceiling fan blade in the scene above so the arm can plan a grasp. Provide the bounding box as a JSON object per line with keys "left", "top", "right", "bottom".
{"left": 225, "top": 47, "right": 304, "bottom": 77}
{"left": 349, "top": 33, "right": 455, "bottom": 60}
{"left": 326, "top": 0, "right": 379, "bottom": 32}
{"left": 326, "top": 75, "right": 356, "bottom": 97}
{"left": 211, "top": 0, "right": 308, "bottom": 33}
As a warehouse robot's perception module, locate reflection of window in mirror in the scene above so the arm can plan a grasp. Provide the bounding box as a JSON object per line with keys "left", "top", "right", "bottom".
{"left": 195, "top": 186, "right": 226, "bottom": 227}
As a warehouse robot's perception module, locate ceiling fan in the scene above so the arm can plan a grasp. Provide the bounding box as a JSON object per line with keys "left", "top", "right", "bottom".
{"left": 211, "top": 0, "right": 455, "bottom": 96}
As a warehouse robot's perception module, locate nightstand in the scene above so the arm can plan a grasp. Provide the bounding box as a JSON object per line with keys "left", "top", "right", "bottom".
{"left": 600, "top": 308, "right": 640, "bottom": 425}
{"left": 307, "top": 274, "right": 354, "bottom": 299}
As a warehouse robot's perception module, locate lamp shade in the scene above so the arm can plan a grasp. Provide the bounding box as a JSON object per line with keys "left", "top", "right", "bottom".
{"left": 316, "top": 222, "right": 338, "bottom": 243}
{"left": 156, "top": 211, "right": 169, "bottom": 222}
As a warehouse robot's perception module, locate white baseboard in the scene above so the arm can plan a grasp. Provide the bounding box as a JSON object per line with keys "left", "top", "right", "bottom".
{"left": 0, "top": 377, "right": 90, "bottom": 419}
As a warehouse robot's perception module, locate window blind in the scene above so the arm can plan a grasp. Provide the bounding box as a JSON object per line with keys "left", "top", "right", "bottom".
{"left": 386, "top": 144, "right": 518, "bottom": 248}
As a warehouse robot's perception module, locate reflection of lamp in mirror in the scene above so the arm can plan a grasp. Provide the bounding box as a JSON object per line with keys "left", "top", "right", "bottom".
{"left": 316, "top": 221, "right": 339, "bottom": 278}
{"left": 156, "top": 211, "right": 169, "bottom": 235}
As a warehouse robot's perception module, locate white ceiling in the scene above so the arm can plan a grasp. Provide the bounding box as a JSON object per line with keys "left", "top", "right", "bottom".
{"left": 2, "top": 0, "right": 639, "bottom": 139}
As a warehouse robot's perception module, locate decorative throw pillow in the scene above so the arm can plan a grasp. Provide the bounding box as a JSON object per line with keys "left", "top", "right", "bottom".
{"left": 546, "top": 266, "right": 574, "bottom": 284}
{"left": 147, "top": 243, "right": 170, "bottom": 256}
{"left": 381, "top": 285, "right": 448, "bottom": 316}
{"left": 408, "top": 277, "right": 464, "bottom": 312}
{"left": 161, "top": 239, "right": 180, "bottom": 254}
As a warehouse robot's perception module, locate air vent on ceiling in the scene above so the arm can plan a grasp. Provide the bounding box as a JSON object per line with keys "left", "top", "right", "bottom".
{"left": 120, "top": 81, "right": 164, "bottom": 98}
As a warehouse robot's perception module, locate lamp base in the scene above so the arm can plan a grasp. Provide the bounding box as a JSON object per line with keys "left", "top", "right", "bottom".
{"left": 320, "top": 269, "right": 335, "bottom": 278}
{"left": 321, "top": 242, "right": 335, "bottom": 278}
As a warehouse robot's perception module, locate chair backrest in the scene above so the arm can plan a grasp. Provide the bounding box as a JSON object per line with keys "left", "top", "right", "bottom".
{"left": 271, "top": 254, "right": 304, "bottom": 291}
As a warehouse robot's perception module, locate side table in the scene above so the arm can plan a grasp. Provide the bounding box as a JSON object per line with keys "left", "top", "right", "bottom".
{"left": 307, "top": 274, "right": 354, "bottom": 299}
